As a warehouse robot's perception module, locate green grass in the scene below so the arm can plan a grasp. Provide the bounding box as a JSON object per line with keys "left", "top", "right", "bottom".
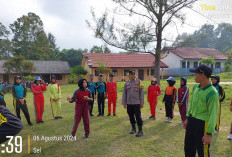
{"left": 1, "top": 76, "right": 232, "bottom": 157}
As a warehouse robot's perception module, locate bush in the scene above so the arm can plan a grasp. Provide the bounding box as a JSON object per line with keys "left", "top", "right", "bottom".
{"left": 224, "top": 64, "right": 232, "bottom": 72}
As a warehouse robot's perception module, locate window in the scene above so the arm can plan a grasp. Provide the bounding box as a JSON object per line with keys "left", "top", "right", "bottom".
{"left": 182, "top": 61, "right": 186, "bottom": 68}
{"left": 124, "top": 70, "right": 130, "bottom": 76}
{"left": 112, "top": 69, "right": 118, "bottom": 76}
{"left": 147, "top": 69, "right": 150, "bottom": 76}
{"left": 215, "top": 62, "right": 221, "bottom": 68}
{"left": 95, "top": 69, "right": 100, "bottom": 76}
{"left": 194, "top": 62, "right": 198, "bottom": 68}
{"left": 187, "top": 62, "right": 190, "bottom": 68}
{"left": 151, "top": 69, "right": 154, "bottom": 75}
{"left": 211, "top": 64, "right": 214, "bottom": 69}
{"left": 3, "top": 74, "right": 9, "bottom": 82}
{"left": 55, "top": 74, "right": 62, "bottom": 80}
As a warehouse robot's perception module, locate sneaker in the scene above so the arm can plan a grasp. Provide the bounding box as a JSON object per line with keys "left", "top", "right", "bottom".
{"left": 227, "top": 134, "right": 232, "bottom": 140}
{"left": 54, "top": 117, "right": 59, "bottom": 120}
{"left": 149, "top": 116, "right": 154, "bottom": 119}
{"left": 168, "top": 119, "right": 173, "bottom": 123}
{"left": 165, "top": 118, "right": 169, "bottom": 122}
{"left": 136, "top": 131, "right": 143, "bottom": 137}
{"left": 90, "top": 114, "right": 94, "bottom": 117}
{"left": 113, "top": 114, "right": 116, "bottom": 116}
{"left": 179, "top": 121, "right": 183, "bottom": 125}
{"left": 85, "top": 135, "right": 90, "bottom": 140}
{"left": 107, "top": 114, "right": 111, "bottom": 117}
{"left": 214, "top": 130, "right": 219, "bottom": 134}
{"left": 28, "top": 123, "right": 33, "bottom": 126}
{"left": 130, "top": 129, "right": 136, "bottom": 134}
{"left": 40, "top": 121, "right": 44, "bottom": 123}
{"left": 58, "top": 116, "right": 63, "bottom": 119}
{"left": 36, "top": 121, "right": 40, "bottom": 124}
{"left": 149, "top": 116, "right": 156, "bottom": 120}
{"left": 101, "top": 114, "right": 104, "bottom": 116}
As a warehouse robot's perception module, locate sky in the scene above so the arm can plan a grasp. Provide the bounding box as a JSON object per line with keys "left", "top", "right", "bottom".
{"left": 0, "top": 0, "right": 232, "bottom": 52}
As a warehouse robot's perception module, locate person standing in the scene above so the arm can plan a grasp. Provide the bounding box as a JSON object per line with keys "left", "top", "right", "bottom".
{"left": 184, "top": 65, "right": 218, "bottom": 157}
{"left": 67, "top": 79, "right": 93, "bottom": 139}
{"left": 12, "top": 76, "right": 33, "bottom": 126}
{"left": 106, "top": 73, "right": 117, "bottom": 116}
{"left": 48, "top": 75, "right": 62, "bottom": 120}
{"left": 122, "top": 70, "right": 144, "bottom": 137}
{"left": 147, "top": 78, "right": 161, "bottom": 120}
{"left": 31, "top": 76, "right": 46, "bottom": 124}
{"left": 211, "top": 75, "right": 225, "bottom": 134}
{"left": 227, "top": 98, "right": 232, "bottom": 140}
{"left": 87, "top": 74, "right": 96, "bottom": 116}
{"left": 177, "top": 77, "right": 189, "bottom": 125}
{"left": 96, "top": 74, "right": 106, "bottom": 116}
{"left": 0, "top": 80, "right": 6, "bottom": 107}
{"left": 163, "top": 77, "right": 176, "bottom": 123}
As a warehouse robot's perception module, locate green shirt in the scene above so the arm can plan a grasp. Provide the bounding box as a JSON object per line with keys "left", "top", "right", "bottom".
{"left": 187, "top": 83, "right": 218, "bottom": 134}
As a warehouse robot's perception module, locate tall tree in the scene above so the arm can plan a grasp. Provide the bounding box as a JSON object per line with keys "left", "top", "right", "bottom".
{"left": 87, "top": 0, "right": 197, "bottom": 83}
{"left": 0, "top": 22, "right": 11, "bottom": 59}
{"left": 90, "top": 45, "right": 111, "bottom": 53}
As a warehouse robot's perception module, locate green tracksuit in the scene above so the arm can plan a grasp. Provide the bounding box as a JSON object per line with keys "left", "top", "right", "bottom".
{"left": 48, "top": 83, "right": 61, "bottom": 117}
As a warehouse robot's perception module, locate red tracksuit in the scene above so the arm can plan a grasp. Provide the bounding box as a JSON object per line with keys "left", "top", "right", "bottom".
{"left": 147, "top": 84, "right": 161, "bottom": 117}
{"left": 70, "top": 89, "right": 92, "bottom": 137}
{"left": 31, "top": 83, "right": 46, "bottom": 122}
{"left": 177, "top": 85, "right": 189, "bottom": 122}
{"left": 230, "top": 99, "right": 232, "bottom": 134}
{"left": 106, "top": 81, "right": 117, "bottom": 114}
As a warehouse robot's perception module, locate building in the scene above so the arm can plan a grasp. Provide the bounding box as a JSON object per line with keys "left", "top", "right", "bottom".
{"left": 82, "top": 53, "right": 168, "bottom": 81}
{"left": 0, "top": 60, "right": 71, "bottom": 84}
{"left": 161, "top": 47, "right": 228, "bottom": 76}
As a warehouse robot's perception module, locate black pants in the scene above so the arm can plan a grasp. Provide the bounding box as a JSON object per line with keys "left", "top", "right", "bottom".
{"left": 164, "top": 95, "right": 173, "bottom": 118}
{"left": 89, "top": 93, "right": 95, "bottom": 114}
{"left": 185, "top": 117, "right": 210, "bottom": 157}
{"left": 0, "top": 105, "right": 23, "bottom": 144}
{"left": 14, "top": 99, "right": 31, "bottom": 124}
{"left": 0, "top": 98, "right": 6, "bottom": 107}
{"left": 97, "top": 93, "right": 105, "bottom": 115}
{"left": 127, "top": 104, "right": 143, "bottom": 130}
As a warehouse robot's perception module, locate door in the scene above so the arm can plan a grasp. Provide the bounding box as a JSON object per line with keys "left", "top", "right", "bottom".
{"left": 138, "top": 70, "right": 144, "bottom": 80}
{"left": 42, "top": 74, "right": 51, "bottom": 84}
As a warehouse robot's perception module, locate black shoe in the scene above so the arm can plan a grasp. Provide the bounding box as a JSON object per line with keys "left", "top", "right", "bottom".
{"left": 58, "top": 116, "right": 63, "bottom": 119}
{"left": 28, "top": 123, "right": 33, "bottom": 126}
{"left": 55, "top": 117, "right": 59, "bottom": 120}
{"left": 36, "top": 121, "right": 40, "bottom": 124}
{"left": 130, "top": 129, "right": 136, "bottom": 134}
{"left": 136, "top": 131, "right": 143, "bottom": 137}
{"left": 101, "top": 114, "right": 104, "bottom": 116}
{"left": 90, "top": 114, "right": 94, "bottom": 117}
{"left": 113, "top": 114, "right": 116, "bottom": 116}
{"left": 85, "top": 135, "right": 90, "bottom": 140}
{"left": 40, "top": 121, "right": 44, "bottom": 123}
{"left": 107, "top": 114, "right": 111, "bottom": 116}
{"left": 149, "top": 116, "right": 156, "bottom": 120}
{"left": 97, "top": 114, "right": 101, "bottom": 117}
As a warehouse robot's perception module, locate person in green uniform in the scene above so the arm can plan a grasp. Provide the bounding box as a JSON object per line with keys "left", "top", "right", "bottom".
{"left": 48, "top": 75, "right": 62, "bottom": 120}
{"left": 184, "top": 65, "right": 218, "bottom": 157}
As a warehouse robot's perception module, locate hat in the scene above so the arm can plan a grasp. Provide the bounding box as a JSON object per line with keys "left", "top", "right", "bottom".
{"left": 129, "top": 70, "right": 135, "bottom": 75}
{"left": 181, "top": 77, "right": 187, "bottom": 84}
{"left": 211, "top": 75, "right": 220, "bottom": 83}
{"left": 99, "top": 73, "right": 103, "bottom": 77}
{"left": 109, "top": 73, "right": 114, "bottom": 77}
{"left": 151, "top": 78, "right": 157, "bottom": 82}
{"left": 14, "top": 75, "right": 21, "bottom": 81}
{"left": 189, "top": 65, "right": 212, "bottom": 78}
{"left": 51, "top": 75, "right": 56, "bottom": 79}
{"left": 166, "top": 76, "right": 175, "bottom": 82}
{"left": 35, "top": 76, "right": 42, "bottom": 81}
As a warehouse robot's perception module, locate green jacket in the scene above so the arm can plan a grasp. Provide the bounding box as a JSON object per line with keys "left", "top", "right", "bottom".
{"left": 187, "top": 83, "right": 218, "bottom": 134}
{"left": 48, "top": 83, "right": 61, "bottom": 99}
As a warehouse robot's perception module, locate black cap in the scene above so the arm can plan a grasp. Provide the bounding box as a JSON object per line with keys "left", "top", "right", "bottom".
{"left": 99, "top": 73, "right": 103, "bottom": 76}
{"left": 189, "top": 65, "right": 212, "bottom": 78}
{"left": 211, "top": 75, "right": 220, "bottom": 83}
{"left": 109, "top": 73, "right": 114, "bottom": 77}
{"left": 14, "top": 75, "right": 21, "bottom": 80}
{"left": 129, "top": 70, "right": 135, "bottom": 75}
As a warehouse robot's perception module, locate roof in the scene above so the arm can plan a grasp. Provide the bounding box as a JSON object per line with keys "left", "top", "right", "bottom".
{"left": 163, "top": 47, "right": 228, "bottom": 60}
{"left": 82, "top": 53, "right": 168, "bottom": 68}
{"left": 0, "top": 60, "right": 71, "bottom": 74}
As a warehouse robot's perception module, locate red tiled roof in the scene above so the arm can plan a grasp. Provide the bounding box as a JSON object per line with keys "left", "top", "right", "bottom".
{"left": 164, "top": 47, "right": 228, "bottom": 60}
{"left": 83, "top": 53, "right": 168, "bottom": 68}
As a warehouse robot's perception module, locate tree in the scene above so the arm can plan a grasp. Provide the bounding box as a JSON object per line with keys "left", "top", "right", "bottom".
{"left": 224, "top": 49, "right": 232, "bottom": 72}
{"left": 199, "top": 57, "right": 215, "bottom": 66}
{"left": 3, "top": 56, "right": 35, "bottom": 75}
{"left": 87, "top": 0, "right": 198, "bottom": 83}
{"left": 89, "top": 45, "right": 111, "bottom": 53}
{"left": 0, "top": 22, "right": 12, "bottom": 59}
{"left": 96, "top": 59, "right": 111, "bottom": 76}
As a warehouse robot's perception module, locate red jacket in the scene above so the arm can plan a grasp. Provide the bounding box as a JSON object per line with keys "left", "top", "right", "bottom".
{"left": 106, "top": 81, "right": 117, "bottom": 96}
{"left": 231, "top": 99, "right": 232, "bottom": 107}
{"left": 147, "top": 84, "right": 161, "bottom": 100}
{"left": 31, "top": 83, "right": 47, "bottom": 95}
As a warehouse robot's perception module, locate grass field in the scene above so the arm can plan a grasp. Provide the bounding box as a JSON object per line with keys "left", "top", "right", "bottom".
{"left": 1, "top": 74, "right": 232, "bottom": 157}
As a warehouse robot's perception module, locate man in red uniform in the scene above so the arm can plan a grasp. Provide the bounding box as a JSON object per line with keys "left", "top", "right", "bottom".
{"left": 147, "top": 78, "right": 161, "bottom": 120}
{"left": 106, "top": 73, "right": 117, "bottom": 116}
{"left": 31, "top": 76, "right": 47, "bottom": 124}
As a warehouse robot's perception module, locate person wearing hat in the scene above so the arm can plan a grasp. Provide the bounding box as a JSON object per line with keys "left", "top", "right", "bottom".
{"left": 12, "top": 76, "right": 33, "bottom": 126}
{"left": 122, "top": 70, "right": 144, "bottom": 137}
{"left": 0, "top": 104, "right": 23, "bottom": 144}
{"left": 211, "top": 75, "right": 225, "bottom": 134}
{"left": 163, "top": 76, "right": 176, "bottom": 123}
{"left": 147, "top": 78, "right": 161, "bottom": 120}
{"left": 0, "top": 80, "right": 6, "bottom": 106}
{"left": 177, "top": 77, "right": 189, "bottom": 125}
{"left": 106, "top": 73, "right": 117, "bottom": 116}
{"left": 48, "top": 75, "right": 62, "bottom": 120}
{"left": 31, "top": 76, "right": 47, "bottom": 124}
{"left": 87, "top": 74, "right": 96, "bottom": 116}
{"left": 96, "top": 74, "right": 106, "bottom": 116}
{"left": 227, "top": 100, "right": 232, "bottom": 140}
{"left": 184, "top": 65, "right": 218, "bottom": 157}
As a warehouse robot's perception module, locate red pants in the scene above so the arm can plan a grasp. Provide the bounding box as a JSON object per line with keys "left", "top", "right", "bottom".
{"left": 178, "top": 103, "right": 187, "bottom": 122}
{"left": 72, "top": 102, "right": 89, "bottom": 136}
{"left": 108, "top": 93, "right": 117, "bottom": 114}
{"left": 34, "top": 94, "right": 44, "bottom": 122}
{"left": 149, "top": 97, "right": 158, "bottom": 117}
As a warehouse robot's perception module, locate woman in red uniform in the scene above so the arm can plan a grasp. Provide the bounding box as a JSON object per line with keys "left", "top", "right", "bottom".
{"left": 106, "top": 73, "right": 117, "bottom": 116}
{"left": 147, "top": 78, "right": 161, "bottom": 120}
{"left": 31, "top": 76, "right": 46, "bottom": 124}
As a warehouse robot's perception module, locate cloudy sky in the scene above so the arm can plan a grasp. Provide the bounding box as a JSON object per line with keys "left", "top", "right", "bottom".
{"left": 0, "top": 0, "right": 232, "bottom": 52}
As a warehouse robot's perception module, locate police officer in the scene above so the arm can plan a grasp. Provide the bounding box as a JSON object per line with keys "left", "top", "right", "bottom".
{"left": 122, "top": 70, "right": 144, "bottom": 137}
